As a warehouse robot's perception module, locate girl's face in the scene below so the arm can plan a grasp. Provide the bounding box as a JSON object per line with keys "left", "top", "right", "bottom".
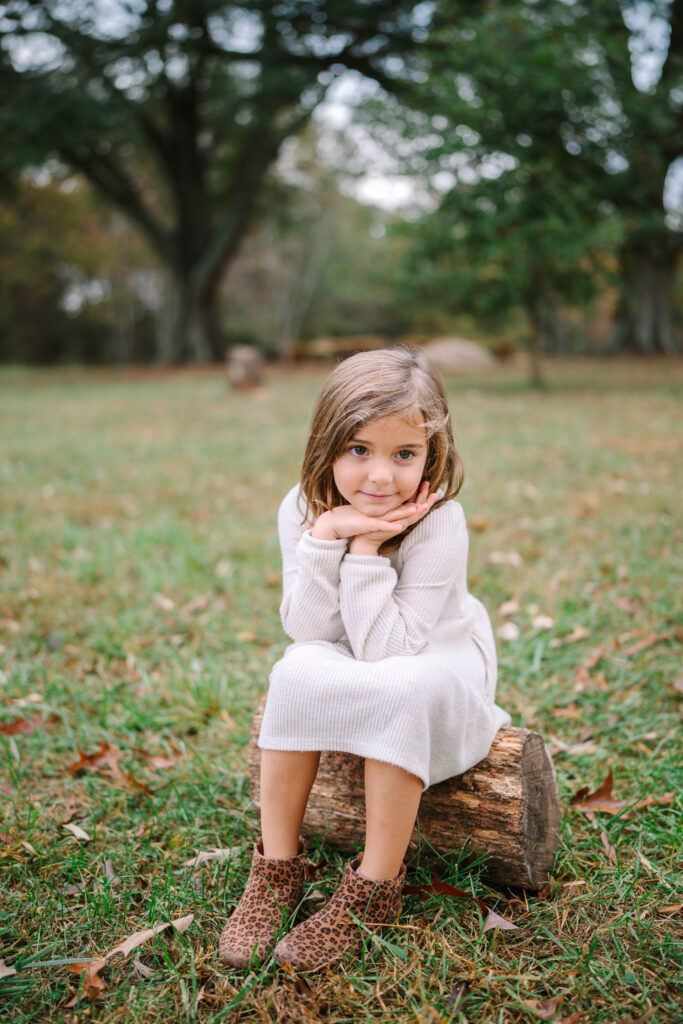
{"left": 332, "top": 415, "right": 429, "bottom": 518}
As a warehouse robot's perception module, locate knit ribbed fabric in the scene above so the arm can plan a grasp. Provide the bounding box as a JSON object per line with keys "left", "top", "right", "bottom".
{"left": 258, "top": 485, "right": 511, "bottom": 792}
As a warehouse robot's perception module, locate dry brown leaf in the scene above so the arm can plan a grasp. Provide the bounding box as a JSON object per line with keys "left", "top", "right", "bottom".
{"left": 105, "top": 860, "right": 121, "bottom": 886}
{"left": 403, "top": 875, "right": 519, "bottom": 931}
{"left": 21, "top": 841, "right": 38, "bottom": 856}
{"left": 65, "top": 958, "right": 107, "bottom": 1006}
{"left": 65, "top": 883, "right": 86, "bottom": 895}
{"left": 153, "top": 593, "right": 175, "bottom": 611}
{"left": 613, "top": 597, "right": 639, "bottom": 614}
{"left": 235, "top": 629, "right": 256, "bottom": 642}
{"left": 622, "top": 632, "right": 670, "bottom": 657}
{"left": 448, "top": 980, "right": 471, "bottom": 1011}
{"left": 63, "top": 823, "right": 91, "bottom": 842}
{"left": 571, "top": 769, "right": 674, "bottom": 817}
{"left": 107, "top": 912, "right": 194, "bottom": 958}
{"left": 180, "top": 592, "right": 213, "bottom": 615}
{"left": 600, "top": 831, "right": 617, "bottom": 865}
{"left": 183, "top": 846, "right": 242, "bottom": 868}
{"left": 550, "top": 625, "right": 590, "bottom": 648}
{"left": 521, "top": 991, "right": 569, "bottom": 1018}
{"left": 133, "top": 958, "right": 155, "bottom": 978}
{"left": 488, "top": 550, "right": 523, "bottom": 566}
{"left": 66, "top": 742, "right": 125, "bottom": 780}
{"left": 551, "top": 702, "right": 582, "bottom": 720}
{"left": 265, "top": 571, "right": 281, "bottom": 586}
{"left": 0, "top": 713, "right": 59, "bottom": 736}
{"left": 0, "top": 959, "right": 17, "bottom": 979}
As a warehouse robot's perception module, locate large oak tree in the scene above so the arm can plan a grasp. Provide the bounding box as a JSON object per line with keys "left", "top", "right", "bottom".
{"left": 0, "top": 0, "right": 429, "bottom": 360}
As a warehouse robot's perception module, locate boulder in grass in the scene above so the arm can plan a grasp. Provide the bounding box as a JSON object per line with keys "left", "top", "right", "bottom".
{"left": 423, "top": 337, "right": 498, "bottom": 373}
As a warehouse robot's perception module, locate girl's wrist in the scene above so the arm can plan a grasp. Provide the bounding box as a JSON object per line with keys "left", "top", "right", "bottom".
{"left": 311, "top": 511, "right": 339, "bottom": 541}
{"left": 348, "top": 537, "right": 381, "bottom": 556}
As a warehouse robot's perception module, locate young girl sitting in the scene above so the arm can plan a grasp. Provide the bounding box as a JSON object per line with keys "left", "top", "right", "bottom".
{"left": 219, "top": 346, "right": 511, "bottom": 973}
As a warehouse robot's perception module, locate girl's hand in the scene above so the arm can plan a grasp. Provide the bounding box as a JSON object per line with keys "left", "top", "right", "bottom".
{"left": 348, "top": 482, "right": 438, "bottom": 554}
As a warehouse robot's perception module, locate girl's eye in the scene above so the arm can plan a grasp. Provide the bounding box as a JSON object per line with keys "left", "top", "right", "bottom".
{"left": 349, "top": 445, "right": 368, "bottom": 456}
{"left": 396, "top": 450, "right": 415, "bottom": 461}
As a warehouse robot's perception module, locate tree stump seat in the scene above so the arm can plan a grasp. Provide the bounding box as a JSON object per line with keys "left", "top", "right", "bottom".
{"left": 248, "top": 696, "right": 562, "bottom": 891}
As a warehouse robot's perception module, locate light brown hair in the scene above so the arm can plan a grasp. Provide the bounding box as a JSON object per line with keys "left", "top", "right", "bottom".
{"left": 300, "top": 346, "right": 464, "bottom": 553}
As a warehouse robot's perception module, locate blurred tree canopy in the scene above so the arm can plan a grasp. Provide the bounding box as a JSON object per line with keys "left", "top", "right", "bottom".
{"left": 368, "top": 0, "right": 682, "bottom": 358}
{"left": 1, "top": 1, "right": 681, "bottom": 364}
{"left": 0, "top": 0, "right": 430, "bottom": 361}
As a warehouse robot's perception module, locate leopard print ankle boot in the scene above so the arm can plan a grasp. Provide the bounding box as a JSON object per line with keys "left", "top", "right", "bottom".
{"left": 218, "top": 835, "right": 308, "bottom": 969}
{"left": 273, "top": 856, "right": 406, "bottom": 973}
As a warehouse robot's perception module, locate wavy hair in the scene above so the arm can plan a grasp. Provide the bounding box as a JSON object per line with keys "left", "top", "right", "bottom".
{"left": 299, "top": 346, "right": 464, "bottom": 553}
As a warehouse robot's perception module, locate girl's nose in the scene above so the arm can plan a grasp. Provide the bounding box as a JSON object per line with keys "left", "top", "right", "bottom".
{"left": 367, "top": 458, "right": 393, "bottom": 484}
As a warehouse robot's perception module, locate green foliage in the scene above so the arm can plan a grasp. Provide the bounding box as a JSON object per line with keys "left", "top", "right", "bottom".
{"left": 0, "top": 0, "right": 430, "bottom": 360}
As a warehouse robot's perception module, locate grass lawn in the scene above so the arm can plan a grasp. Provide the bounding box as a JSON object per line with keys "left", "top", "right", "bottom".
{"left": 0, "top": 357, "right": 681, "bottom": 1023}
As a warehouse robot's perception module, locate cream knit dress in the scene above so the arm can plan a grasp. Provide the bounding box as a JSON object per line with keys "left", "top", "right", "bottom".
{"left": 258, "top": 484, "right": 511, "bottom": 792}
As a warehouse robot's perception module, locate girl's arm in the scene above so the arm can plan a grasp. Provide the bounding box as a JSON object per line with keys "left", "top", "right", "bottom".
{"left": 278, "top": 487, "right": 348, "bottom": 643}
{"left": 338, "top": 501, "right": 468, "bottom": 662}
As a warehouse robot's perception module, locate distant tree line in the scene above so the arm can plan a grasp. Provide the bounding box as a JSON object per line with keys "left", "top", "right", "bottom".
{"left": 0, "top": 0, "right": 681, "bottom": 364}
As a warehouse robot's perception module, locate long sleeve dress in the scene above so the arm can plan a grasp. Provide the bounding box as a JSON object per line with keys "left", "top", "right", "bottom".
{"left": 257, "top": 484, "right": 511, "bottom": 792}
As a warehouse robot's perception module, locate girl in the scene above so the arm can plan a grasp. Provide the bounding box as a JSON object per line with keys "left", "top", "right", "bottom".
{"left": 219, "top": 347, "right": 511, "bottom": 973}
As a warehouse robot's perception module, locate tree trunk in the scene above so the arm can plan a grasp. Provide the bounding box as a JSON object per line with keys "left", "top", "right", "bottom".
{"left": 527, "top": 302, "right": 546, "bottom": 388}
{"left": 248, "top": 699, "right": 562, "bottom": 891}
{"left": 608, "top": 242, "right": 681, "bottom": 355}
{"left": 166, "top": 268, "right": 225, "bottom": 363}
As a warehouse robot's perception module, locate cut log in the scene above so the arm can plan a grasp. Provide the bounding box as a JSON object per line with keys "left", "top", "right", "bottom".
{"left": 248, "top": 696, "right": 561, "bottom": 891}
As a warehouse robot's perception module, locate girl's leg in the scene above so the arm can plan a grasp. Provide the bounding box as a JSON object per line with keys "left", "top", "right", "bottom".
{"left": 260, "top": 749, "right": 321, "bottom": 859}
{"left": 359, "top": 758, "right": 423, "bottom": 880}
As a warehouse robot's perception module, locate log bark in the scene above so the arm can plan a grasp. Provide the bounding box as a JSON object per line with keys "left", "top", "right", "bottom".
{"left": 248, "top": 697, "right": 562, "bottom": 892}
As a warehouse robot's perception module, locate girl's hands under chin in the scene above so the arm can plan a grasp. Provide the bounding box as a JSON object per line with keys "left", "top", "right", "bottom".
{"left": 348, "top": 482, "right": 438, "bottom": 554}
{"left": 311, "top": 482, "right": 438, "bottom": 553}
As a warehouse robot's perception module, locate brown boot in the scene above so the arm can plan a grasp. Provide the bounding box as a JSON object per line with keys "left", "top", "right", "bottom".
{"left": 273, "top": 856, "right": 406, "bottom": 973}
{"left": 218, "top": 835, "right": 308, "bottom": 969}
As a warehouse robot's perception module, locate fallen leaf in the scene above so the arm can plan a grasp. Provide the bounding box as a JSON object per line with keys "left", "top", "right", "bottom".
{"left": 180, "top": 592, "right": 213, "bottom": 615}
{"left": 622, "top": 632, "right": 670, "bottom": 657}
{"left": 600, "top": 831, "right": 617, "bottom": 865}
{"left": 521, "top": 991, "right": 569, "bottom": 1018}
{"left": 65, "top": 883, "right": 87, "bottom": 895}
{"left": 551, "top": 702, "right": 582, "bottom": 720}
{"left": 497, "top": 622, "right": 520, "bottom": 641}
{"left": 65, "top": 958, "right": 107, "bottom": 1006}
{"left": 133, "top": 958, "right": 155, "bottom": 978}
{"left": 0, "top": 713, "right": 59, "bottom": 736}
{"left": 21, "top": 841, "right": 38, "bottom": 856}
{"left": 498, "top": 597, "right": 521, "bottom": 616}
{"left": 107, "top": 912, "right": 194, "bottom": 958}
{"left": 66, "top": 742, "right": 125, "bottom": 781}
{"left": 571, "top": 769, "right": 674, "bottom": 817}
{"left": 63, "top": 823, "right": 91, "bottom": 842}
{"left": 403, "top": 874, "right": 519, "bottom": 931}
{"left": 448, "top": 980, "right": 471, "bottom": 1011}
{"left": 235, "top": 629, "right": 255, "bottom": 643}
{"left": 613, "top": 597, "right": 639, "bottom": 614}
{"left": 531, "top": 614, "right": 555, "bottom": 630}
{"left": 183, "top": 845, "right": 242, "bottom": 868}
{"left": 573, "top": 644, "right": 609, "bottom": 691}
{"left": 153, "top": 593, "right": 175, "bottom": 611}
{"left": 105, "top": 860, "right": 121, "bottom": 886}
{"left": 0, "top": 959, "right": 17, "bottom": 978}
{"left": 488, "top": 550, "right": 523, "bottom": 566}
{"left": 636, "top": 851, "right": 655, "bottom": 872}
{"left": 468, "top": 515, "right": 490, "bottom": 532}
{"left": 12, "top": 692, "right": 44, "bottom": 706}
{"left": 265, "top": 571, "right": 280, "bottom": 586}
{"left": 550, "top": 625, "right": 590, "bottom": 648}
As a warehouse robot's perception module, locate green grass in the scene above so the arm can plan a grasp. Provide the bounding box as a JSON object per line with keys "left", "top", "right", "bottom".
{"left": 0, "top": 357, "right": 681, "bottom": 1022}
